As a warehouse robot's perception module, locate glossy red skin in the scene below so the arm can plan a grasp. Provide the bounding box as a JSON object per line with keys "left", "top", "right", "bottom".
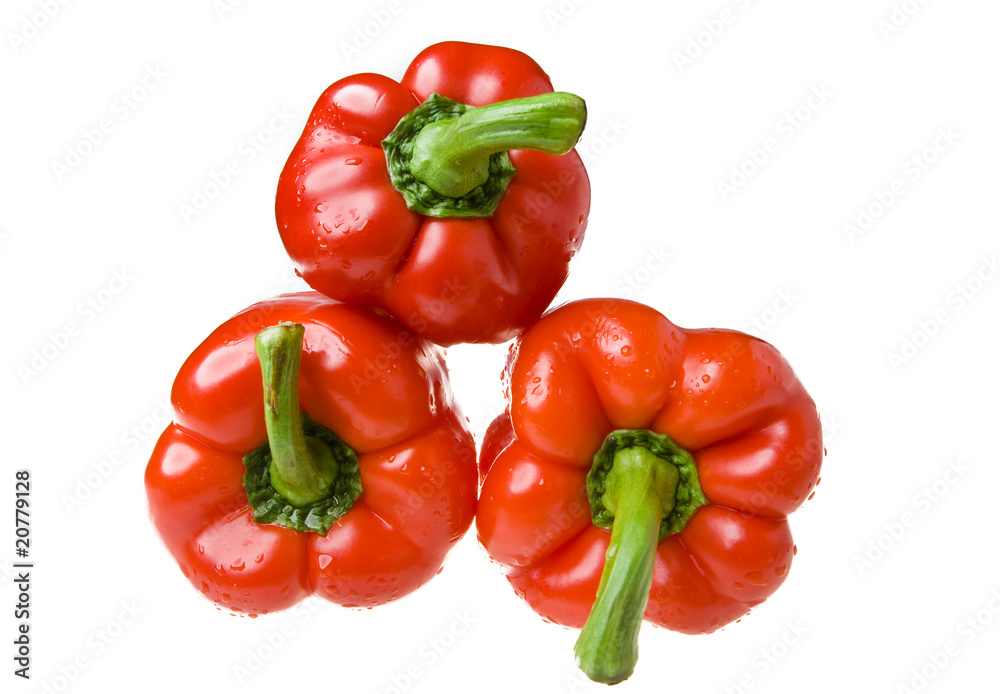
{"left": 476, "top": 299, "right": 823, "bottom": 634}
{"left": 145, "top": 292, "right": 478, "bottom": 616}
{"left": 275, "top": 41, "right": 590, "bottom": 346}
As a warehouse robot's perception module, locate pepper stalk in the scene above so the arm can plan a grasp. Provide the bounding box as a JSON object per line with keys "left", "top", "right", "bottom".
{"left": 383, "top": 91, "right": 586, "bottom": 218}
{"left": 242, "top": 322, "right": 362, "bottom": 536}
{"left": 575, "top": 430, "right": 707, "bottom": 684}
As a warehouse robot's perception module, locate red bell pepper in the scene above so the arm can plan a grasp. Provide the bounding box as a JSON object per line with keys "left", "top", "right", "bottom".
{"left": 476, "top": 299, "right": 823, "bottom": 683}
{"left": 145, "top": 292, "right": 477, "bottom": 616}
{"left": 275, "top": 41, "right": 590, "bottom": 346}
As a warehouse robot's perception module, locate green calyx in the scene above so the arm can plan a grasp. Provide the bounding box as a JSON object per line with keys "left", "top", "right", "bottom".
{"left": 575, "top": 429, "right": 707, "bottom": 685}
{"left": 587, "top": 429, "right": 707, "bottom": 540}
{"left": 241, "top": 323, "right": 362, "bottom": 536}
{"left": 382, "top": 91, "right": 586, "bottom": 218}
{"left": 243, "top": 414, "right": 361, "bottom": 535}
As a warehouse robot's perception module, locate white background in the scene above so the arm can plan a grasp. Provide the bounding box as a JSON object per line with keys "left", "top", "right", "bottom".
{"left": 2, "top": 1, "right": 999, "bottom": 692}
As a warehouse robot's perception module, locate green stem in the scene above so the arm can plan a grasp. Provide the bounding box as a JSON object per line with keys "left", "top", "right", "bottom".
{"left": 574, "top": 446, "right": 679, "bottom": 684}
{"left": 255, "top": 323, "right": 337, "bottom": 507}
{"left": 408, "top": 91, "right": 586, "bottom": 198}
